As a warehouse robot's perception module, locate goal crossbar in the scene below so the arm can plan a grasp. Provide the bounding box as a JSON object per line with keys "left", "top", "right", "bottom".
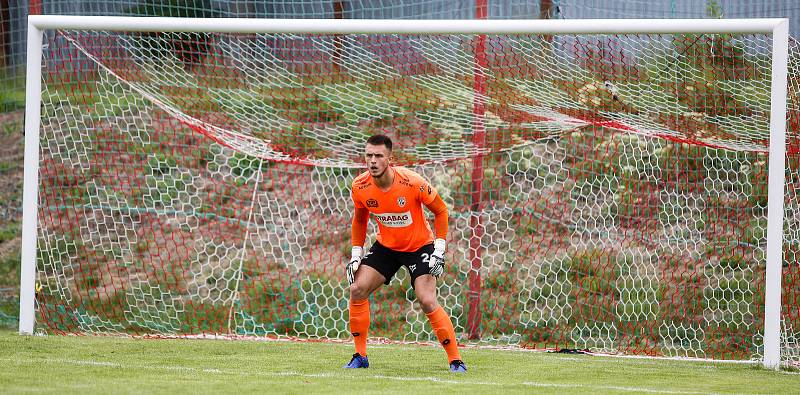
{"left": 26, "top": 15, "right": 787, "bottom": 34}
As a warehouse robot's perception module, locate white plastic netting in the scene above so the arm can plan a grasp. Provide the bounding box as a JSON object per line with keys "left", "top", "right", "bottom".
{"left": 32, "top": 28, "right": 800, "bottom": 364}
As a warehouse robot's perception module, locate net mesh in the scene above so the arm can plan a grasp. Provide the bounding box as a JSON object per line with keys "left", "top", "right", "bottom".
{"left": 33, "top": 27, "right": 800, "bottom": 363}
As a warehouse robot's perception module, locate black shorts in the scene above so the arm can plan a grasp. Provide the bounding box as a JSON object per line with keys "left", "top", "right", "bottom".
{"left": 360, "top": 241, "right": 434, "bottom": 288}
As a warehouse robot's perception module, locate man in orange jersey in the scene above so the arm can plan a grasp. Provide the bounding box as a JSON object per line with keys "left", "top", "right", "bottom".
{"left": 343, "top": 134, "right": 466, "bottom": 373}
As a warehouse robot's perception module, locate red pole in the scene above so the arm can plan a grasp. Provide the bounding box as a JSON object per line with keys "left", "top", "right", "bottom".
{"left": 540, "top": 0, "right": 553, "bottom": 19}
{"left": 467, "top": 0, "right": 487, "bottom": 341}
{"left": 333, "top": 1, "right": 344, "bottom": 73}
{"left": 29, "top": 0, "right": 41, "bottom": 16}
{"left": 540, "top": 0, "right": 554, "bottom": 42}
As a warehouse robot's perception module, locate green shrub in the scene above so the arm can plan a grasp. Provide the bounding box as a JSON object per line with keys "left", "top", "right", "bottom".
{"left": 0, "top": 74, "right": 25, "bottom": 112}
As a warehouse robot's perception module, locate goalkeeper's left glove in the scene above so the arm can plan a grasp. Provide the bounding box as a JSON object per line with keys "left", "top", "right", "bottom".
{"left": 347, "top": 246, "right": 363, "bottom": 285}
{"left": 429, "top": 238, "right": 446, "bottom": 278}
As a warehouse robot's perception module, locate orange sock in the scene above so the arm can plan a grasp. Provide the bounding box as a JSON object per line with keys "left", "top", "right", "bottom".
{"left": 426, "top": 306, "right": 461, "bottom": 362}
{"left": 349, "top": 299, "right": 370, "bottom": 356}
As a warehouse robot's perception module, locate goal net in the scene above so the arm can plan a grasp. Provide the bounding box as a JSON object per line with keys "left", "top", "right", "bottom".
{"left": 22, "top": 17, "right": 799, "bottom": 365}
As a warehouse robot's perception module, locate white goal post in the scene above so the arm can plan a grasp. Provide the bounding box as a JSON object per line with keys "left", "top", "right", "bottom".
{"left": 20, "top": 15, "right": 789, "bottom": 369}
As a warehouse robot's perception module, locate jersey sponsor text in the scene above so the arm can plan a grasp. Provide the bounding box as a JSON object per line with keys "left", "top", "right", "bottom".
{"left": 373, "top": 211, "right": 412, "bottom": 228}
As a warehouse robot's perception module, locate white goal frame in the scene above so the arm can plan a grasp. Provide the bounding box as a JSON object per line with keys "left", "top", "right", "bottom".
{"left": 19, "top": 15, "right": 789, "bottom": 369}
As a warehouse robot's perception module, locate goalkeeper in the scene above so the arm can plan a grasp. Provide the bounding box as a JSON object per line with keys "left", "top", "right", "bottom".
{"left": 344, "top": 134, "right": 466, "bottom": 373}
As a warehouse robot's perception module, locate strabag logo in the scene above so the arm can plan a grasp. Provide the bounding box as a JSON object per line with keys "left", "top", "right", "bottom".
{"left": 373, "top": 211, "right": 412, "bottom": 228}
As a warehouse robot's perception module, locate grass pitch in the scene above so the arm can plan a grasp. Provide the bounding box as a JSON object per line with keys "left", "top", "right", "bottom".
{"left": 0, "top": 330, "right": 798, "bottom": 394}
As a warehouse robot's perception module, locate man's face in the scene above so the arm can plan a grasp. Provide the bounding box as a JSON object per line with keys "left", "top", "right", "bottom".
{"left": 365, "top": 143, "right": 392, "bottom": 178}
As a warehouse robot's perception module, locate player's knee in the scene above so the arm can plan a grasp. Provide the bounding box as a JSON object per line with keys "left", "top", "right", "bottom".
{"left": 418, "top": 297, "right": 438, "bottom": 313}
{"left": 349, "top": 281, "right": 370, "bottom": 300}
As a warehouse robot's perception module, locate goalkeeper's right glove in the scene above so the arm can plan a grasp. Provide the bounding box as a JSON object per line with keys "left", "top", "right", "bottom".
{"left": 429, "top": 238, "right": 446, "bottom": 278}
{"left": 347, "top": 246, "right": 363, "bottom": 285}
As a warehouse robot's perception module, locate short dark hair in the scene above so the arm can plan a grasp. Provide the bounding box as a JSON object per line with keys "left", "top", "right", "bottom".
{"left": 366, "top": 134, "right": 392, "bottom": 151}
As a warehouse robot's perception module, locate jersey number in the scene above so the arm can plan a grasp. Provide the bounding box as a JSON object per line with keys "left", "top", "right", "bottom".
{"left": 420, "top": 253, "right": 430, "bottom": 264}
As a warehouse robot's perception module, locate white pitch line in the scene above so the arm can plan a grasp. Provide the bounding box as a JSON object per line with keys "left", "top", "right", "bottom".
{"left": 521, "top": 382, "right": 730, "bottom": 395}
{"left": 0, "top": 357, "right": 781, "bottom": 394}
{"left": 371, "top": 374, "right": 497, "bottom": 385}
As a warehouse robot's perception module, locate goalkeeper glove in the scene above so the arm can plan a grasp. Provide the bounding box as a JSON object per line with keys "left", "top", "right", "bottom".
{"left": 347, "top": 246, "right": 363, "bottom": 285}
{"left": 429, "top": 239, "right": 446, "bottom": 278}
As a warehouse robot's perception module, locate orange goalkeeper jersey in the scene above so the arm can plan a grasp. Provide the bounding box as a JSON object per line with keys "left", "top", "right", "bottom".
{"left": 351, "top": 167, "right": 438, "bottom": 252}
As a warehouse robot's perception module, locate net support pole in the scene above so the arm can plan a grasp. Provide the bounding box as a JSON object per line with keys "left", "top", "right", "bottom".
{"left": 763, "top": 18, "right": 789, "bottom": 370}
{"left": 467, "top": 0, "right": 487, "bottom": 340}
{"left": 333, "top": 0, "right": 344, "bottom": 73}
{"left": 29, "top": 0, "right": 42, "bottom": 16}
{"left": 19, "top": 20, "right": 43, "bottom": 335}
